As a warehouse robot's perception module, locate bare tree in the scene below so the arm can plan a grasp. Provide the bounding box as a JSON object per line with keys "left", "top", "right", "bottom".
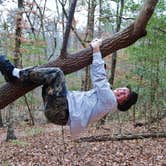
{"left": 14, "top": 0, "right": 24, "bottom": 67}
{"left": 0, "top": 110, "right": 3, "bottom": 127}
{"left": 83, "top": 0, "right": 97, "bottom": 91}
{"left": 6, "top": 0, "right": 25, "bottom": 141}
{"left": 109, "top": 0, "right": 124, "bottom": 85}
{"left": 60, "top": 0, "right": 78, "bottom": 58}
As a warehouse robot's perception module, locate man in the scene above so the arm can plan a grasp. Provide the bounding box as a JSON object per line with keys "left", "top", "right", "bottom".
{"left": 0, "top": 39, "right": 138, "bottom": 138}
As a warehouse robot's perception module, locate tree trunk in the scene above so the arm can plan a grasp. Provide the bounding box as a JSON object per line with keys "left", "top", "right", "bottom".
{"left": 110, "top": 0, "right": 124, "bottom": 85}
{"left": 0, "top": 0, "right": 158, "bottom": 109}
{"left": 0, "top": 110, "right": 3, "bottom": 127}
{"left": 6, "top": 123, "right": 17, "bottom": 141}
{"left": 84, "top": 0, "right": 96, "bottom": 43}
{"left": 6, "top": 0, "right": 25, "bottom": 141}
{"left": 6, "top": 104, "right": 17, "bottom": 141}
{"left": 60, "top": 0, "right": 78, "bottom": 58}
{"left": 13, "top": 0, "right": 24, "bottom": 67}
{"left": 83, "top": 0, "right": 96, "bottom": 91}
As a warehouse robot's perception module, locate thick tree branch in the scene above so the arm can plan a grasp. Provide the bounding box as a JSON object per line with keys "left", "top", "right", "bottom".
{"left": 0, "top": 0, "right": 158, "bottom": 109}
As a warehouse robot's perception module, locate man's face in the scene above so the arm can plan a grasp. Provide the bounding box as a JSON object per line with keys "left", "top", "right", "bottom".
{"left": 113, "top": 87, "right": 130, "bottom": 105}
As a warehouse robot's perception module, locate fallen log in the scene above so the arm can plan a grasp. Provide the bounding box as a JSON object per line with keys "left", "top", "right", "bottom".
{"left": 76, "top": 132, "right": 166, "bottom": 143}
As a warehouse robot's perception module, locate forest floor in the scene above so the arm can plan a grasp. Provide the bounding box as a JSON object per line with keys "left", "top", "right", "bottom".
{"left": 0, "top": 119, "right": 166, "bottom": 166}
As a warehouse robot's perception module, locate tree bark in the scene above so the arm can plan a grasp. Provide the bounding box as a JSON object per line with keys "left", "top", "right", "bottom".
{"left": 0, "top": 0, "right": 158, "bottom": 109}
{"left": 83, "top": 0, "right": 96, "bottom": 91}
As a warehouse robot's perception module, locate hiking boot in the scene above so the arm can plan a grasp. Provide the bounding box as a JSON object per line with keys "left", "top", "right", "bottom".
{"left": 0, "top": 55, "right": 18, "bottom": 82}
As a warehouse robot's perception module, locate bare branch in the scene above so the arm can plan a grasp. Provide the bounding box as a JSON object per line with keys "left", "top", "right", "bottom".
{"left": 60, "top": 2, "right": 86, "bottom": 47}
{"left": 153, "top": 27, "right": 166, "bottom": 33}
{"left": 60, "top": 0, "right": 78, "bottom": 58}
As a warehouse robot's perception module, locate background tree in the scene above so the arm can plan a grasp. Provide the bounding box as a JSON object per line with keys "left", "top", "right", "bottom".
{"left": 127, "top": 0, "right": 166, "bottom": 128}
{"left": 83, "top": 0, "right": 97, "bottom": 91}
{"left": 109, "top": 0, "right": 124, "bottom": 85}
{"left": 0, "top": 110, "right": 3, "bottom": 127}
{"left": 97, "top": 0, "right": 125, "bottom": 126}
{"left": 6, "top": 0, "right": 24, "bottom": 141}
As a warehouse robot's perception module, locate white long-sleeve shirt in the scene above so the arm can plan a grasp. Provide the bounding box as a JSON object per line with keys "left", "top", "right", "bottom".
{"left": 67, "top": 52, "right": 117, "bottom": 138}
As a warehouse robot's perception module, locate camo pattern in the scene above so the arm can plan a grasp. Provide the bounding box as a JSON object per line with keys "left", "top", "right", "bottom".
{"left": 20, "top": 67, "right": 69, "bottom": 125}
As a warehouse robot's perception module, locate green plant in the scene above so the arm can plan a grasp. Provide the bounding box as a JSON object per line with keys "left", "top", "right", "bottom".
{"left": 25, "top": 127, "right": 44, "bottom": 137}
{"left": 11, "top": 139, "right": 29, "bottom": 147}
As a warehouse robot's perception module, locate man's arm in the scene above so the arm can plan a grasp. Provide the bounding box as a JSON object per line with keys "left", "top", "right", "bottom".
{"left": 90, "top": 39, "right": 110, "bottom": 90}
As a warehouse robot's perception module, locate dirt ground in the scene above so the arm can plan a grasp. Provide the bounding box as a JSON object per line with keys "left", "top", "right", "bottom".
{"left": 0, "top": 120, "right": 166, "bottom": 166}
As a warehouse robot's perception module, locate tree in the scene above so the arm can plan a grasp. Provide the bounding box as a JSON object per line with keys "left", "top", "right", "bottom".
{"left": 6, "top": 0, "right": 25, "bottom": 141}
{"left": 0, "top": 110, "right": 3, "bottom": 127}
{"left": 127, "top": 0, "right": 166, "bottom": 128}
{"left": 109, "top": 0, "right": 124, "bottom": 85}
{"left": 83, "top": 0, "right": 97, "bottom": 91}
{"left": 98, "top": 0, "right": 125, "bottom": 126}
{"left": 0, "top": 0, "right": 158, "bottom": 109}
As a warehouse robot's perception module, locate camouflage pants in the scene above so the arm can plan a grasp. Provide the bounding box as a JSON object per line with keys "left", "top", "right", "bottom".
{"left": 20, "top": 67, "right": 69, "bottom": 125}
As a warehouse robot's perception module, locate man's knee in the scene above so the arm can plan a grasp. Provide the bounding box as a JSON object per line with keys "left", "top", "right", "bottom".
{"left": 44, "top": 107, "right": 69, "bottom": 126}
{"left": 55, "top": 68, "right": 64, "bottom": 79}
{"left": 44, "top": 96, "right": 69, "bottom": 125}
{"left": 43, "top": 68, "right": 65, "bottom": 86}
{"left": 23, "top": 67, "right": 64, "bottom": 84}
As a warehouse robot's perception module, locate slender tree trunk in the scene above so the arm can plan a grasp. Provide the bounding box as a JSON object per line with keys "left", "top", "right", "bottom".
{"left": 109, "top": 0, "right": 124, "bottom": 85}
{"left": 100, "top": 0, "right": 124, "bottom": 125}
{"left": 98, "top": 0, "right": 102, "bottom": 37}
{"left": 0, "top": 110, "right": 3, "bottom": 127}
{"left": 59, "top": 0, "right": 67, "bottom": 37}
{"left": 6, "top": 0, "right": 25, "bottom": 141}
{"left": 6, "top": 105, "right": 17, "bottom": 141}
{"left": 14, "top": 0, "right": 24, "bottom": 67}
{"left": 109, "top": 51, "right": 117, "bottom": 84}
{"left": 83, "top": 0, "right": 96, "bottom": 91}
{"left": 84, "top": 0, "right": 96, "bottom": 43}
{"left": 60, "top": 0, "right": 78, "bottom": 58}
{"left": 155, "top": 59, "right": 160, "bottom": 128}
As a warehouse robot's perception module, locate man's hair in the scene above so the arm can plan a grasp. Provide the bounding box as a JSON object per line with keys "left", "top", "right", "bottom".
{"left": 117, "top": 87, "right": 138, "bottom": 112}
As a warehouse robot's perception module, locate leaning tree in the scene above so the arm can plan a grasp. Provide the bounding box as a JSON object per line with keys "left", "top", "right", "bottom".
{"left": 0, "top": 0, "right": 158, "bottom": 109}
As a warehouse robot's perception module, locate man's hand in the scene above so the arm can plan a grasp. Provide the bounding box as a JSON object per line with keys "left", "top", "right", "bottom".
{"left": 90, "top": 39, "right": 102, "bottom": 53}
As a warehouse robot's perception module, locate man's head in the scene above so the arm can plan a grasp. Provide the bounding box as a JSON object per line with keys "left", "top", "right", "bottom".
{"left": 113, "top": 87, "right": 138, "bottom": 111}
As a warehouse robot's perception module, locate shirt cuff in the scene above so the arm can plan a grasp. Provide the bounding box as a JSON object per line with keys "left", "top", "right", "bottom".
{"left": 12, "top": 68, "right": 21, "bottom": 78}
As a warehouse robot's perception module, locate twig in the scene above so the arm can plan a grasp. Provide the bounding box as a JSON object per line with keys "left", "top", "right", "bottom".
{"left": 23, "top": 95, "right": 35, "bottom": 125}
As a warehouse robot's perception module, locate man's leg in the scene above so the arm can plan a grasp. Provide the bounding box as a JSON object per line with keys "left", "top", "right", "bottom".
{"left": 20, "top": 67, "right": 69, "bottom": 125}
{"left": 0, "top": 55, "right": 69, "bottom": 125}
{"left": 0, "top": 55, "right": 18, "bottom": 82}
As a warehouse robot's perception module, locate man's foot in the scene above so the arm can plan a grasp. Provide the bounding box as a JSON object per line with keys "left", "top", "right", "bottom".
{"left": 0, "top": 55, "right": 18, "bottom": 82}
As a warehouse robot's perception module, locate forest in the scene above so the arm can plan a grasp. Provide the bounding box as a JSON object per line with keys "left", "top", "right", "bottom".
{"left": 0, "top": 0, "right": 165, "bottom": 165}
